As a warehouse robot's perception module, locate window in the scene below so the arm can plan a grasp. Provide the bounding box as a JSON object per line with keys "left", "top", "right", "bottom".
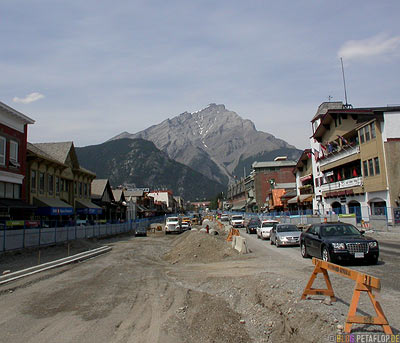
{"left": 13, "top": 184, "right": 21, "bottom": 199}
{"left": 5, "top": 183, "right": 13, "bottom": 198}
{"left": 368, "top": 159, "right": 374, "bottom": 176}
{"left": 363, "top": 161, "right": 368, "bottom": 177}
{"left": 84, "top": 183, "right": 88, "bottom": 197}
{"left": 371, "top": 123, "right": 376, "bottom": 139}
{"left": 31, "top": 170, "right": 37, "bottom": 191}
{"left": 79, "top": 182, "right": 82, "bottom": 196}
{"left": 39, "top": 172, "right": 45, "bottom": 193}
{"left": 61, "top": 178, "right": 64, "bottom": 192}
{"left": 74, "top": 181, "right": 77, "bottom": 194}
{"left": 359, "top": 128, "right": 365, "bottom": 144}
{"left": 48, "top": 174, "right": 54, "bottom": 195}
{"left": 365, "top": 125, "right": 370, "bottom": 141}
{"left": 0, "top": 182, "right": 4, "bottom": 197}
{"left": 56, "top": 177, "right": 60, "bottom": 194}
{"left": 374, "top": 157, "right": 380, "bottom": 175}
{"left": 0, "top": 137, "right": 5, "bottom": 165}
{"left": 10, "top": 141, "right": 18, "bottom": 164}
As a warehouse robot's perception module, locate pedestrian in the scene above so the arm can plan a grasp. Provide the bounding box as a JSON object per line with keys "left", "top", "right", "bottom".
{"left": 206, "top": 225, "right": 209, "bottom": 233}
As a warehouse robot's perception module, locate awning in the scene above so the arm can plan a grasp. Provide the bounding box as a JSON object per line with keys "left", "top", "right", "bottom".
{"left": 75, "top": 199, "right": 103, "bottom": 215}
{"left": 33, "top": 196, "right": 74, "bottom": 216}
{"left": 0, "top": 199, "right": 36, "bottom": 210}
{"left": 231, "top": 200, "right": 246, "bottom": 211}
{"left": 287, "top": 194, "right": 313, "bottom": 204}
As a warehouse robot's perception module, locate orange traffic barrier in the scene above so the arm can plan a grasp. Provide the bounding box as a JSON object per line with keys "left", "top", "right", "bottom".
{"left": 302, "top": 258, "right": 392, "bottom": 334}
{"left": 226, "top": 228, "right": 240, "bottom": 242}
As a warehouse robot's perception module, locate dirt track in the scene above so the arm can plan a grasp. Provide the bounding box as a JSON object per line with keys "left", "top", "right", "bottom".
{"left": 0, "top": 224, "right": 398, "bottom": 343}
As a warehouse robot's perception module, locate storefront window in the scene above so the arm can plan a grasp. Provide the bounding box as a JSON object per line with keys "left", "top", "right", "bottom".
{"left": 5, "top": 183, "right": 13, "bottom": 198}
{"left": 13, "top": 184, "right": 21, "bottom": 199}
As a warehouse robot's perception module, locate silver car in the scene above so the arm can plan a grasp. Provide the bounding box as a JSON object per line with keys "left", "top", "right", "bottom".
{"left": 270, "top": 224, "right": 301, "bottom": 247}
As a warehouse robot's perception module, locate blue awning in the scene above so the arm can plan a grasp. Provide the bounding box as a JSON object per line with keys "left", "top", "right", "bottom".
{"left": 33, "top": 197, "right": 73, "bottom": 216}
{"left": 75, "top": 199, "right": 103, "bottom": 215}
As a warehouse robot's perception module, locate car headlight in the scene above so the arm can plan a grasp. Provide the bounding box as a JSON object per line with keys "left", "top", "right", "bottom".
{"left": 332, "top": 243, "right": 346, "bottom": 250}
{"left": 280, "top": 237, "right": 287, "bottom": 241}
{"left": 369, "top": 241, "right": 378, "bottom": 248}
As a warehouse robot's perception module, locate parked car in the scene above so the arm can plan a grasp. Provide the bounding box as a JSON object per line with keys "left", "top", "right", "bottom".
{"left": 270, "top": 224, "right": 301, "bottom": 247}
{"left": 256, "top": 220, "right": 279, "bottom": 240}
{"left": 165, "top": 217, "right": 182, "bottom": 234}
{"left": 230, "top": 215, "right": 245, "bottom": 228}
{"left": 246, "top": 217, "right": 261, "bottom": 234}
{"left": 299, "top": 223, "right": 379, "bottom": 264}
{"left": 220, "top": 214, "right": 229, "bottom": 222}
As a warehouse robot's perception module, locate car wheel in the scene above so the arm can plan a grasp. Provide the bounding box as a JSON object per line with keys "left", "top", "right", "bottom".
{"left": 301, "top": 242, "right": 310, "bottom": 258}
{"left": 322, "top": 246, "right": 331, "bottom": 262}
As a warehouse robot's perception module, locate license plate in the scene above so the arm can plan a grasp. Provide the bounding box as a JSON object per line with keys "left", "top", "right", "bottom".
{"left": 354, "top": 252, "right": 364, "bottom": 258}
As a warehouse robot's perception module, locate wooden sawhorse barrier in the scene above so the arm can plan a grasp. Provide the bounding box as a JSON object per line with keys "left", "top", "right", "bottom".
{"left": 301, "top": 258, "right": 392, "bottom": 334}
{"left": 226, "top": 228, "right": 240, "bottom": 242}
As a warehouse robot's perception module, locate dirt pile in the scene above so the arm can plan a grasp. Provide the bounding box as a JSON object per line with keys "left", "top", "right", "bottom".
{"left": 163, "top": 230, "right": 238, "bottom": 264}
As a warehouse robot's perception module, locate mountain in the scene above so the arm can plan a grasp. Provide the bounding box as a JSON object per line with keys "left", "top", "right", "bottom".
{"left": 110, "top": 104, "right": 301, "bottom": 184}
{"left": 75, "top": 138, "right": 225, "bottom": 201}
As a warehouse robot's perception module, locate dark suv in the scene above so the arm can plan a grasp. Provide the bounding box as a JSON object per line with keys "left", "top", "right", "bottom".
{"left": 246, "top": 217, "right": 261, "bottom": 234}
{"left": 299, "top": 223, "right": 379, "bottom": 264}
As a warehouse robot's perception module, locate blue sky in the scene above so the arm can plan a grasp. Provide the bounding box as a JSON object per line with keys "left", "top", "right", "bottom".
{"left": 1, "top": 1, "right": 399, "bottom": 149}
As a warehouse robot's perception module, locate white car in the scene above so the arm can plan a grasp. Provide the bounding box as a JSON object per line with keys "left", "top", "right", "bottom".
{"left": 230, "top": 215, "right": 245, "bottom": 228}
{"left": 165, "top": 217, "right": 182, "bottom": 234}
{"left": 256, "top": 220, "right": 279, "bottom": 240}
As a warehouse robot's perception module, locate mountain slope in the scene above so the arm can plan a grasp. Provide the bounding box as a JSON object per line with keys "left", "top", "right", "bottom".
{"left": 109, "top": 104, "right": 301, "bottom": 183}
{"left": 76, "top": 138, "right": 225, "bottom": 201}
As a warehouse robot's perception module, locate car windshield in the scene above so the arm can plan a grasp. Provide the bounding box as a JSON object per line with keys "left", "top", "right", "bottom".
{"left": 277, "top": 225, "right": 299, "bottom": 232}
{"left": 320, "top": 225, "right": 361, "bottom": 237}
{"left": 262, "top": 223, "right": 276, "bottom": 228}
{"left": 167, "top": 217, "right": 179, "bottom": 222}
{"left": 232, "top": 216, "right": 243, "bottom": 220}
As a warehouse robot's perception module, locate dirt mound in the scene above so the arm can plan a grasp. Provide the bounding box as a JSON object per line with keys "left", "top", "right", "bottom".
{"left": 164, "top": 231, "right": 238, "bottom": 264}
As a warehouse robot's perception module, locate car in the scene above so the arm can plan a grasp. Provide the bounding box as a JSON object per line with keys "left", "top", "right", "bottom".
{"left": 270, "top": 224, "right": 301, "bottom": 247}
{"left": 246, "top": 217, "right": 261, "bottom": 234}
{"left": 181, "top": 222, "right": 191, "bottom": 231}
{"left": 230, "top": 215, "right": 245, "bottom": 228}
{"left": 165, "top": 216, "right": 182, "bottom": 234}
{"left": 220, "top": 214, "right": 229, "bottom": 222}
{"left": 256, "top": 220, "right": 279, "bottom": 240}
{"left": 299, "top": 223, "right": 379, "bottom": 264}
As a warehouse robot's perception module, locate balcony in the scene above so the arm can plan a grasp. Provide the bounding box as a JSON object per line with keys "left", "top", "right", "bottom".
{"left": 320, "top": 176, "right": 363, "bottom": 192}
{"left": 319, "top": 145, "right": 360, "bottom": 167}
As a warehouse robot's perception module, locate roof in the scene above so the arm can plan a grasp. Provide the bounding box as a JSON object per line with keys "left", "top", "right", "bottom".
{"left": 27, "top": 143, "right": 66, "bottom": 167}
{"left": 252, "top": 160, "right": 297, "bottom": 169}
{"left": 0, "top": 101, "right": 35, "bottom": 124}
{"left": 33, "top": 196, "right": 73, "bottom": 208}
{"left": 33, "top": 142, "right": 74, "bottom": 165}
{"left": 287, "top": 194, "right": 313, "bottom": 204}
{"left": 112, "top": 189, "right": 123, "bottom": 202}
{"left": 294, "top": 149, "right": 311, "bottom": 170}
{"left": 124, "top": 190, "right": 144, "bottom": 197}
{"left": 311, "top": 102, "right": 344, "bottom": 122}
{"left": 91, "top": 179, "right": 109, "bottom": 199}
{"left": 274, "top": 182, "right": 296, "bottom": 189}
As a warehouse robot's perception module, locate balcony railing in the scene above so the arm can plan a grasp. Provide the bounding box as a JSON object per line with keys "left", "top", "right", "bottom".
{"left": 320, "top": 176, "right": 363, "bottom": 192}
{"left": 319, "top": 145, "right": 360, "bottom": 167}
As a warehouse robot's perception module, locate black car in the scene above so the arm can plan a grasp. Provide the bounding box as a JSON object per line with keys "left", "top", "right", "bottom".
{"left": 300, "top": 223, "right": 379, "bottom": 264}
{"left": 246, "top": 217, "right": 261, "bottom": 234}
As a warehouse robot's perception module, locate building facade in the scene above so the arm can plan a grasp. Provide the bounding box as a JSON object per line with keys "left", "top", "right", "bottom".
{"left": 310, "top": 102, "right": 400, "bottom": 224}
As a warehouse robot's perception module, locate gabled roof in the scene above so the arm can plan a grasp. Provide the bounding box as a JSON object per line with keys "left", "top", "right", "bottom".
{"left": 311, "top": 102, "right": 344, "bottom": 122}
{"left": 27, "top": 142, "right": 65, "bottom": 167}
{"left": 33, "top": 142, "right": 74, "bottom": 165}
{"left": 91, "top": 179, "right": 112, "bottom": 200}
{"left": 0, "top": 101, "right": 35, "bottom": 124}
{"left": 124, "top": 190, "right": 144, "bottom": 197}
{"left": 112, "top": 189, "right": 125, "bottom": 202}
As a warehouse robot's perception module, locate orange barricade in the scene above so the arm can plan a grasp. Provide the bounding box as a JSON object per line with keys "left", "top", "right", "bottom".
{"left": 226, "top": 228, "right": 240, "bottom": 242}
{"left": 301, "top": 258, "right": 392, "bottom": 334}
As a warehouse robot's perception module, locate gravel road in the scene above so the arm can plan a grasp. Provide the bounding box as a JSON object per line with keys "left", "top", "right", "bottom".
{"left": 0, "top": 223, "right": 398, "bottom": 343}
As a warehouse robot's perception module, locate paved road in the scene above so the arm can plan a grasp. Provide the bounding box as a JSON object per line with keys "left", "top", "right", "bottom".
{"left": 239, "top": 228, "right": 400, "bottom": 293}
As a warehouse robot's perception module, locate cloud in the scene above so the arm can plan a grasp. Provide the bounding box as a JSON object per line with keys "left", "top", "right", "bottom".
{"left": 338, "top": 34, "right": 400, "bottom": 61}
{"left": 13, "top": 92, "right": 45, "bottom": 104}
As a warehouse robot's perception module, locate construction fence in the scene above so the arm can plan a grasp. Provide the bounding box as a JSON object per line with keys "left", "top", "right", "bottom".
{"left": 0, "top": 216, "right": 166, "bottom": 253}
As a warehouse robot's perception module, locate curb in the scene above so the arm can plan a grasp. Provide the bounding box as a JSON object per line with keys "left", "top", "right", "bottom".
{"left": 0, "top": 246, "right": 112, "bottom": 286}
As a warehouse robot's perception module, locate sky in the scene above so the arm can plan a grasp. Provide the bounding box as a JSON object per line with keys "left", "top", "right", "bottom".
{"left": 1, "top": 1, "right": 399, "bottom": 149}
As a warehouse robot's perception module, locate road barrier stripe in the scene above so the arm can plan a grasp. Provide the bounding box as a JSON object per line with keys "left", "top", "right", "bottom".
{"left": 301, "top": 258, "right": 392, "bottom": 334}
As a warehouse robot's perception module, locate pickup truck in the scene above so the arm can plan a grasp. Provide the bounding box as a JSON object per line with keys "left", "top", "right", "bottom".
{"left": 165, "top": 217, "right": 182, "bottom": 234}
{"left": 230, "top": 215, "right": 245, "bottom": 228}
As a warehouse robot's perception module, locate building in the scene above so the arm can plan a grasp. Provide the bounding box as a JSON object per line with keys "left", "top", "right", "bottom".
{"left": 91, "top": 179, "right": 115, "bottom": 221}
{"left": 112, "top": 189, "right": 127, "bottom": 221}
{"left": 250, "top": 157, "right": 297, "bottom": 212}
{"left": 148, "top": 190, "right": 175, "bottom": 212}
{"left": 289, "top": 149, "right": 314, "bottom": 212}
{"left": 26, "top": 142, "right": 100, "bottom": 222}
{"left": 310, "top": 102, "right": 400, "bottom": 224}
{"left": 0, "top": 101, "right": 35, "bottom": 219}
{"left": 226, "top": 178, "right": 246, "bottom": 211}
